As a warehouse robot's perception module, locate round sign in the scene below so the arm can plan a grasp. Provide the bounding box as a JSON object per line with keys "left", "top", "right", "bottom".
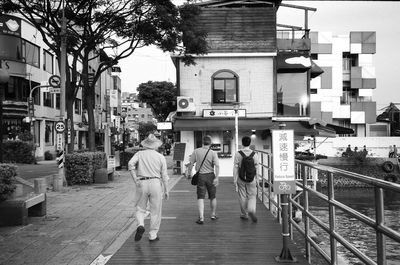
{"left": 48, "top": 75, "right": 61, "bottom": 88}
{"left": 55, "top": 121, "right": 65, "bottom": 133}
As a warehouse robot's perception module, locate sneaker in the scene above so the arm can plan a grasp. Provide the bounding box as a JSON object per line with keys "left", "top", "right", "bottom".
{"left": 240, "top": 214, "right": 249, "bottom": 220}
{"left": 211, "top": 215, "right": 218, "bottom": 220}
{"left": 249, "top": 212, "right": 258, "bottom": 223}
{"left": 149, "top": 236, "right": 160, "bottom": 242}
{"left": 134, "top": 225, "right": 145, "bottom": 241}
{"left": 196, "top": 218, "right": 204, "bottom": 225}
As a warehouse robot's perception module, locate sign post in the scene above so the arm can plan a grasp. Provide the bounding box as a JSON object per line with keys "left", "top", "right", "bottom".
{"left": 272, "top": 128, "right": 297, "bottom": 263}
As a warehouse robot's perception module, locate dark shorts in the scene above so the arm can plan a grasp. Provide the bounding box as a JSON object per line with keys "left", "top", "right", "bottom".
{"left": 197, "top": 172, "right": 217, "bottom": 199}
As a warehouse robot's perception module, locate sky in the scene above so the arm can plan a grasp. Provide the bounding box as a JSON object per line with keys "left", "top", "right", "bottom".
{"left": 118, "top": 1, "right": 400, "bottom": 111}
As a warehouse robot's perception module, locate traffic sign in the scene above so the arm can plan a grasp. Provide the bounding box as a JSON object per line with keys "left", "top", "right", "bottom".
{"left": 49, "top": 87, "right": 60, "bottom": 93}
{"left": 48, "top": 75, "right": 61, "bottom": 88}
{"left": 55, "top": 121, "right": 65, "bottom": 133}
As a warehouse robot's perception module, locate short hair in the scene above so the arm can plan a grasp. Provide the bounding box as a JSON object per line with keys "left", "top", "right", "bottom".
{"left": 242, "top": 136, "right": 251, "bottom": 147}
{"left": 203, "top": 135, "right": 212, "bottom": 145}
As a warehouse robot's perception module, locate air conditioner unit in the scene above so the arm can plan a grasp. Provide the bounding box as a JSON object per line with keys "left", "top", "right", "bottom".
{"left": 177, "top": 96, "right": 195, "bottom": 112}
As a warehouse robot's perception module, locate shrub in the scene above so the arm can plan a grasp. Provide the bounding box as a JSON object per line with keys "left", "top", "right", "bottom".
{"left": 44, "top": 151, "right": 53, "bottom": 160}
{"left": 65, "top": 151, "right": 106, "bottom": 185}
{"left": 0, "top": 164, "right": 17, "bottom": 202}
{"left": 2, "top": 140, "right": 36, "bottom": 164}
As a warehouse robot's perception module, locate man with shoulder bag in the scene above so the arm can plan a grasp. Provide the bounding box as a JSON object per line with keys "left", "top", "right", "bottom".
{"left": 233, "top": 136, "right": 259, "bottom": 223}
{"left": 186, "top": 135, "right": 219, "bottom": 224}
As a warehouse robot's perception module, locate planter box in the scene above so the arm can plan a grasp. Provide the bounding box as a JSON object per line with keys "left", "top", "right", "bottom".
{"left": 94, "top": 168, "right": 108, "bottom": 184}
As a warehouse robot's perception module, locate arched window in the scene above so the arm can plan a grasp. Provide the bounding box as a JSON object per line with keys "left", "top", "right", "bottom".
{"left": 212, "top": 70, "right": 238, "bottom": 104}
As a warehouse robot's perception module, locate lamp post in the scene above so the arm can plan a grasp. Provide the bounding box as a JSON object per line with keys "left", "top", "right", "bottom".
{"left": 0, "top": 67, "right": 10, "bottom": 163}
{"left": 120, "top": 111, "right": 127, "bottom": 168}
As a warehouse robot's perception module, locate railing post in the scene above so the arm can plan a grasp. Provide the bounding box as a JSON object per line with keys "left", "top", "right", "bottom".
{"left": 375, "top": 187, "right": 386, "bottom": 265}
{"left": 328, "top": 171, "right": 338, "bottom": 265}
{"left": 261, "top": 153, "right": 264, "bottom": 204}
{"left": 302, "top": 164, "right": 311, "bottom": 263}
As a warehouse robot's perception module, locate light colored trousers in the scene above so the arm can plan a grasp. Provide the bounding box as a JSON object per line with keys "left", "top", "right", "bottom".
{"left": 135, "top": 178, "right": 163, "bottom": 240}
{"left": 237, "top": 178, "right": 257, "bottom": 216}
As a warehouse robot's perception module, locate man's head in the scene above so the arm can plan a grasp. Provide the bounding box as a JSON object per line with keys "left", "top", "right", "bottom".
{"left": 141, "top": 134, "right": 163, "bottom": 150}
{"left": 203, "top": 135, "right": 212, "bottom": 146}
{"left": 242, "top": 136, "right": 251, "bottom": 147}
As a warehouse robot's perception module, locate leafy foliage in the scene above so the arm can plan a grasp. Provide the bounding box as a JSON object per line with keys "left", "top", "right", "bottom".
{"left": 65, "top": 151, "right": 106, "bottom": 185}
{"left": 0, "top": 164, "right": 17, "bottom": 202}
{"left": 2, "top": 140, "right": 36, "bottom": 164}
{"left": 138, "top": 122, "right": 157, "bottom": 141}
{"left": 0, "top": 0, "right": 207, "bottom": 151}
{"left": 137, "top": 81, "right": 177, "bottom": 121}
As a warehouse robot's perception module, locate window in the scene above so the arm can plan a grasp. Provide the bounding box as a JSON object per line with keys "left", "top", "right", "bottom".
{"left": 44, "top": 92, "right": 54, "bottom": 107}
{"left": 43, "top": 49, "right": 53, "bottom": 74}
{"left": 277, "top": 73, "right": 308, "bottom": 116}
{"left": 212, "top": 70, "right": 238, "bottom": 104}
{"left": 45, "top": 121, "right": 54, "bottom": 145}
{"left": 22, "top": 39, "right": 40, "bottom": 68}
{"left": 0, "top": 35, "right": 23, "bottom": 61}
{"left": 75, "top": 99, "right": 81, "bottom": 114}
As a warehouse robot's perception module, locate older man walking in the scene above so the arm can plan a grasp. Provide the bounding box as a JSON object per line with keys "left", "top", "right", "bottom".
{"left": 128, "top": 133, "right": 169, "bottom": 242}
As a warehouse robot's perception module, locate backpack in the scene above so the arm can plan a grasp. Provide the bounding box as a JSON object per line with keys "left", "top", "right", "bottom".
{"left": 238, "top": 151, "right": 256, "bottom": 182}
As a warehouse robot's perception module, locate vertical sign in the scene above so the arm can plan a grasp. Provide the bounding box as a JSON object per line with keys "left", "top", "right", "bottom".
{"left": 272, "top": 130, "right": 296, "bottom": 194}
{"left": 110, "top": 89, "right": 118, "bottom": 107}
{"left": 56, "top": 133, "right": 63, "bottom": 151}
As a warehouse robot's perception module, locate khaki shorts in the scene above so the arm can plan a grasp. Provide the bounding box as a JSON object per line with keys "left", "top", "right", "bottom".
{"left": 197, "top": 172, "right": 216, "bottom": 199}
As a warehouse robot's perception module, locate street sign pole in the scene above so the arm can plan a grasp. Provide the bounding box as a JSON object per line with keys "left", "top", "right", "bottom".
{"left": 59, "top": 2, "right": 67, "bottom": 186}
{"left": 273, "top": 126, "right": 297, "bottom": 263}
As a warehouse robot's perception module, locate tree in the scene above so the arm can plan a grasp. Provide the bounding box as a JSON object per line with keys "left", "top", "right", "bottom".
{"left": 137, "top": 81, "right": 177, "bottom": 121}
{"left": 0, "top": 0, "right": 207, "bottom": 151}
{"left": 138, "top": 122, "right": 157, "bottom": 142}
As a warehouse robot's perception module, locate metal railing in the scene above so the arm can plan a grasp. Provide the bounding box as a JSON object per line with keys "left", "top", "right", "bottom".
{"left": 256, "top": 150, "right": 400, "bottom": 265}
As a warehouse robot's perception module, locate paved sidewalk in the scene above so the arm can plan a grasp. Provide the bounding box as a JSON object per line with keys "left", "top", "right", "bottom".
{"left": 0, "top": 168, "right": 182, "bottom": 265}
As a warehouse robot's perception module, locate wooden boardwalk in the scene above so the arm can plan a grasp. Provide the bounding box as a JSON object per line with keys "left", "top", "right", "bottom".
{"left": 107, "top": 177, "right": 309, "bottom": 265}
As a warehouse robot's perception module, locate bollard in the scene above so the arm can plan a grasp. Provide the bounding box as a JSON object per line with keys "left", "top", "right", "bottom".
{"left": 34, "top": 178, "right": 47, "bottom": 194}
{"left": 53, "top": 174, "right": 63, "bottom": 191}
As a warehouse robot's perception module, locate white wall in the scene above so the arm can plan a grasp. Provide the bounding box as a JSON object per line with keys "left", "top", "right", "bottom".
{"left": 179, "top": 56, "right": 274, "bottom": 117}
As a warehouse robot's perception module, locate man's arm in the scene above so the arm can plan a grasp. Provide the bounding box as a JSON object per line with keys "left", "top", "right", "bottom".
{"left": 212, "top": 152, "right": 220, "bottom": 186}
{"left": 185, "top": 151, "right": 196, "bottom": 178}
{"left": 128, "top": 153, "right": 141, "bottom": 187}
{"left": 160, "top": 157, "right": 169, "bottom": 200}
{"left": 233, "top": 153, "right": 240, "bottom": 191}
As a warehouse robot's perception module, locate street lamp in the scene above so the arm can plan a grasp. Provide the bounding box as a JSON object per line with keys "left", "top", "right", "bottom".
{"left": 120, "top": 111, "right": 127, "bottom": 168}
{"left": 0, "top": 67, "right": 10, "bottom": 163}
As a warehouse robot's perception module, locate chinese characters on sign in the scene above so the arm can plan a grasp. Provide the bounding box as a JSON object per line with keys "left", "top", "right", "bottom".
{"left": 272, "top": 130, "right": 296, "bottom": 194}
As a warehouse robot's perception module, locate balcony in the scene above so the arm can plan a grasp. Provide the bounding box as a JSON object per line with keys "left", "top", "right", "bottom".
{"left": 277, "top": 29, "right": 311, "bottom": 52}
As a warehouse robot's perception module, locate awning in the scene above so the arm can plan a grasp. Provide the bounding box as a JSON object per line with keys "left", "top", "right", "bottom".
{"left": 173, "top": 117, "right": 353, "bottom": 137}
{"left": 174, "top": 117, "right": 273, "bottom": 131}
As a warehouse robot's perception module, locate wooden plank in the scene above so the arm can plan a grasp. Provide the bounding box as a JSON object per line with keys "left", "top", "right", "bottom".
{"left": 107, "top": 178, "right": 309, "bottom": 265}
{"left": 25, "top": 193, "right": 45, "bottom": 208}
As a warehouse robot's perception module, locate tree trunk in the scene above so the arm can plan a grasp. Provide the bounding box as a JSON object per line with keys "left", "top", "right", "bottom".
{"left": 66, "top": 98, "right": 75, "bottom": 153}
{"left": 82, "top": 52, "right": 96, "bottom": 152}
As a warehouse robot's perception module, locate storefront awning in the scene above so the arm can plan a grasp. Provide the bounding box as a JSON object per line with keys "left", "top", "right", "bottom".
{"left": 173, "top": 117, "right": 353, "bottom": 137}
{"left": 174, "top": 117, "right": 273, "bottom": 131}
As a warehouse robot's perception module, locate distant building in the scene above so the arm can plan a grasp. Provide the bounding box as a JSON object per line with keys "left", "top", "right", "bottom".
{"left": 121, "top": 93, "right": 155, "bottom": 142}
{"left": 310, "top": 31, "right": 379, "bottom": 137}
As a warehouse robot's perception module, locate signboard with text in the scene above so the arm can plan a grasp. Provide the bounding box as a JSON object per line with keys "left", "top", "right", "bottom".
{"left": 272, "top": 130, "right": 296, "bottom": 194}
{"left": 203, "top": 109, "right": 246, "bottom": 118}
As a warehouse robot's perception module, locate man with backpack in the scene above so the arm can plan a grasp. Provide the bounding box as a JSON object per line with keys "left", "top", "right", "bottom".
{"left": 233, "top": 136, "right": 259, "bottom": 222}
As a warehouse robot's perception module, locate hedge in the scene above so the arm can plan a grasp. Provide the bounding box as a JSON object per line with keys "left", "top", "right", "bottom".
{"left": 2, "top": 140, "right": 36, "bottom": 164}
{"left": 0, "top": 164, "right": 17, "bottom": 202}
{"left": 65, "top": 151, "right": 106, "bottom": 185}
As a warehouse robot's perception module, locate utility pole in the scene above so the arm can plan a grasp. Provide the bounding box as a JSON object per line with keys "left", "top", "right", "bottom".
{"left": 58, "top": 1, "right": 67, "bottom": 185}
